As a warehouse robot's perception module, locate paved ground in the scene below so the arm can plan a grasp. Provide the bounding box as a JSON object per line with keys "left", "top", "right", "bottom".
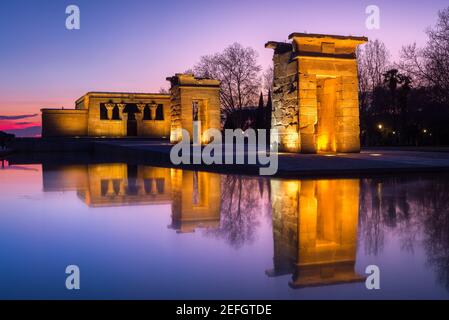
{"left": 92, "top": 141, "right": 449, "bottom": 178}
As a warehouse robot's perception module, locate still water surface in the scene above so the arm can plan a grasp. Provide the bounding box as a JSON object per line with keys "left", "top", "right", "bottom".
{"left": 1, "top": 161, "right": 449, "bottom": 299}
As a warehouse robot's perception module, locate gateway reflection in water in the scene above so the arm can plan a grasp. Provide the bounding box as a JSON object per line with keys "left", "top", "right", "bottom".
{"left": 3, "top": 162, "right": 449, "bottom": 298}
{"left": 268, "top": 179, "right": 363, "bottom": 288}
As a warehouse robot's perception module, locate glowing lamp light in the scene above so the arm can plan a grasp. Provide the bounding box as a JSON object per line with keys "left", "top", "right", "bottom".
{"left": 377, "top": 124, "right": 383, "bottom": 130}
{"left": 423, "top": 129, "right": 428, "bottom": 134}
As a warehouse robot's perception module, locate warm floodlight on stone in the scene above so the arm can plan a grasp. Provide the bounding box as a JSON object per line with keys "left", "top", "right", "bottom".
{"left": 40, "top": 73, "right": 221, "bottom": 143}
{"left": 166, "top": 74, "right": 221, "bottom": 145}
{"left": 266, "top": 33, "right": 368, "bottom": 154}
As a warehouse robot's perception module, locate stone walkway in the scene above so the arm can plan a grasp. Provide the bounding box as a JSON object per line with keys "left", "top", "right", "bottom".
{"left": 93, "top": 141, "right": 449, "bottom": 178}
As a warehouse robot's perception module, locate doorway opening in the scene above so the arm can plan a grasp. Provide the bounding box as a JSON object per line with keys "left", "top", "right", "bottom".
{"left": 192, "top": 101, "right": 201, "bottom": 144}
{"left": 124, "top": 104, "right": 139, "bottom": 136}
{"left": 316, "top": 77, "right": 337, "bottom": 153}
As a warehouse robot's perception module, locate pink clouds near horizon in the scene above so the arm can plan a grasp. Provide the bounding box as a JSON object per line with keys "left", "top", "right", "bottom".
{"left": 0, "top": 113, "right": 41, "bottom": 136}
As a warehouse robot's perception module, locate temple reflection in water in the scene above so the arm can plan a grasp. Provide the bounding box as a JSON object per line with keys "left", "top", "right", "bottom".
{"left": 42, "top": 163, "right": 221, "bottom": 233}
{"left": 41, "top": 163, "right": 363, "bottom": 289}
{"left": 268, "top": 179, "right": 363, "bottom": 288}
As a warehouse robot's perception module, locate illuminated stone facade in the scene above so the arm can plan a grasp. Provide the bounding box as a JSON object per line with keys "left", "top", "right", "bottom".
{"left": 41, "top": 74, "right": 221, "bottom": 141}
{"left": 266, "top": 33, "right": 367, "bottom": 153}
{"left": 167, "top": 74, "right": 221, "bottom": 144}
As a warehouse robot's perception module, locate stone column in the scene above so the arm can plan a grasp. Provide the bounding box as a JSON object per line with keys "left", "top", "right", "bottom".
{"left": 298, "top": 73, "right": 318, "bottom": 153}
{"left": 150, "top": 102, "right": 158, "bottom": 120}
{"left": 271, "top": 51, "right": 300, "bottom": 153}
{"left": 122, "top": 112, "right": 128, "bottom": 135}
{"left": 106, "top": 179, "right": 115, "bottom": 196}
{"left": 151, "top": 179, "right": 157, "bottom": 195}
{"left": 335, "top": 75, "right": 360, "bottom": 152}
{"left": 136, "top": 104, "right": 146, "bottom": 121}
{"left": 105, "top": 103, "right": 115, "bottom": 120}
{"left": 117, "top": 103, "right": 126, "bottom": 120}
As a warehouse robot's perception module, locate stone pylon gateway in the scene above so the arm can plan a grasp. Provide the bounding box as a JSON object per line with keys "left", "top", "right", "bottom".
{"left": 266, "top": 33, "right": 367, "bottom": 153}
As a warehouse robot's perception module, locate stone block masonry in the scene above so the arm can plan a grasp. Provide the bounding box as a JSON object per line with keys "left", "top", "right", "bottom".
{"left": 41, "top": 74, "right": 220, "bottom": 142}
{"left": 266, "top": 33, "right": 367, "bottom": 153}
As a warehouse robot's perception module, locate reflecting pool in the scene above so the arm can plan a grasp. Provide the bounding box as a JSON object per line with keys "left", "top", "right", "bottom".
{"left": 1, "top": 161, "right": 449, "bottom": 299}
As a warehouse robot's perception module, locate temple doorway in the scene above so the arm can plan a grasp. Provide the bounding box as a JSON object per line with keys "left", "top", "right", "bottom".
{"left": 124, "top": 104, "right": 139, "bottom": 136}
{"left": 192, "top": 101, "right": 200, "bottom": 144}
{"left": 316, "top": 77, "right": 337, "bottom": 153}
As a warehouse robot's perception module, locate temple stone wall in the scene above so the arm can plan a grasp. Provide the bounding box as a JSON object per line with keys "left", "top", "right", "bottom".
{"left": 83, "top": 93, "right": 170, "bottom": 137}
{"left": 266, "top": 33, "right": 367, "bottom": 153}
{"left": 298, "top": 57, "right": 360, "bottom": 153}
{"left": 298, "top": 72, "right": 318, "bottom": 153}
{"left": 168, "top": 86, "right": 183, "bottom": 143}
{"left": 86, "top": 95, "right": 127, "bottom": 136}
{"left": 41, "top": 109, "right": 88, "bottom": 137}
{"left": 137, "top": 103, "right": 171, "bottom": 138}
{"left": 167, "top": 74, "right": 221, "bottom": 144}
{"left": 271, "top": 45, "right": 300, "bottom": 152}
{"left": 42, "top": 75, "right": 219, "bottom": 140}
{"left": 42, "top": 93, "right": 171, "bottom": 138}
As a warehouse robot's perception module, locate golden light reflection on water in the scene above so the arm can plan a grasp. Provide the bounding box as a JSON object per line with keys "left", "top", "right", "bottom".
{"left": 268, "top": 178, "right": 363, "bottom": 288}
{"left": 41, "top": 163, "right": 362, "bottom": 288}
{"left": 42, "top": 163, "right": 222, "bottom": 235}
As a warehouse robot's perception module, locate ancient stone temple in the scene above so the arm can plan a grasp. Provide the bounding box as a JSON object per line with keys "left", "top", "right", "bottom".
{"left": 41, "top": 74, "right": 221, "bottom": 142}
{"left": 266, "top": 33, "right": 367, "bottom": 153}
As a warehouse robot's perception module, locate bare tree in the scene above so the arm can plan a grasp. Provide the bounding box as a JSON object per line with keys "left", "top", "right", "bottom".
{"left": 358, "top": 39, "right": 391, "bottom": 95}
{"left": 262, "top": 65, "right": 274, "bottom": 95}
{"left": 204, "top": 175, "right": 270, "bottom": 248}
{"left": 357, "top": 39, "right": 390, "bottom": 144}
{"left": 399, "top": 7, "right": 449, "bottom": 104}
{"left": 193, "top": 43, "right": 262, "bottom": 115}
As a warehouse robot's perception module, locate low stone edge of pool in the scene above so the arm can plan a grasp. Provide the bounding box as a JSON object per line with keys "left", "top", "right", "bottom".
{"left": 6, "top": 138, "right": 449, "bottom": 179}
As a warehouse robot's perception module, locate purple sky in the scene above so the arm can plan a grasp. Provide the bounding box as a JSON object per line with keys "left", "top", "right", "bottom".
{"left": 0, "top": 0, "right": 447, "bottom": 133}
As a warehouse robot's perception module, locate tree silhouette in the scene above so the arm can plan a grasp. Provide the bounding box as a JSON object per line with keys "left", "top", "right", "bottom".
{"left": 193, "top": 43, "right": 262, "bottom": 116}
